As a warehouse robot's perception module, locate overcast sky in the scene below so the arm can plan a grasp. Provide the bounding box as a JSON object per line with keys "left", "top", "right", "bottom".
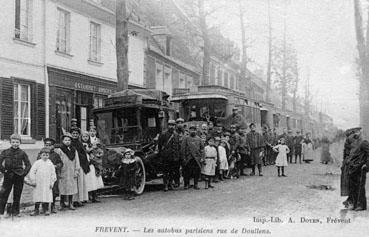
{"left": 207, "top": 0, "right": 361, "bottom": 129}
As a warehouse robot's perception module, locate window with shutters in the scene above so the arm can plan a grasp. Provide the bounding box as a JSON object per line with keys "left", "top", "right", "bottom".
{"left": 56, "top": 8, "right": 70, "bottom": 54}
{"left": 89, "top": 22, "right": 101, "bottom": 62}
{"left": 14, "top": 0, "right": 33, "bottom": 42}
{"left": 14, "top": 84, "right": 31, "bottom": 136}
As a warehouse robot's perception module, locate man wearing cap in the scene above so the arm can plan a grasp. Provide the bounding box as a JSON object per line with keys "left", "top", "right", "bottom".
{"left": 44, "top": 138, "right": 63, "bottom": 213}
{"left": 174, "top": 118, "right": 185, "bottom": 187}
{"left": 262, "top": 125, "right": 272, "bottom": 166}
{"left": 293, "top": 131, "right": 304, "bottom": 164}
{"left": 158, "top": 120, "right": 180, "bottom": 191}
{"left": 0, "top": 134, "right": 31, "bottom": 218}
{"left": 238, "top": 127, "right": 250, "bottom": 176}
{"left": 246, "top": 123, "right": 265, "bottom": 176}
{"left": 222, "top": 107, "right": 247, "bottom": 130}
{"left": 181, "top": 125, "right": 205, "bottom": 189}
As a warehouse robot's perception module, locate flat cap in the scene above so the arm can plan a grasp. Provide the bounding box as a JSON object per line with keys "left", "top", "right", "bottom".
{"left": 168, "top": 119, "right": 176, "bottom": 125}
{"left": 176, "top": 118, "right": 184, "bottom": 123}
{"left": 43, "top": 138, "right": 56, "bottom": 145}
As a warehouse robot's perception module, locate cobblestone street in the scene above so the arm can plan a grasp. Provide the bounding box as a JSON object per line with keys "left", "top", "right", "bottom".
{"left": 1, "top": 141, "right": 369, "bottom": 237}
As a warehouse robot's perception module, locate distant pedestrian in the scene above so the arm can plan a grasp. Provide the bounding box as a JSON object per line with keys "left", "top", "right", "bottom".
{"left": 0, "top": 134, "right": 31, "bottom": 218}
{"left": 293, "top": 131, "right": 304, "bottom": 164}
{"left": 273, "top": 138, "right": 290, "bottom": 177}
{"left": 320, "top": 136, "right": 332, "bottom": 164}
{"left": 202, "top": 137, "right": 217, "bottom": 189}
{"left": 302, "top": 133, "right": 314, "bottom": 163}
{"left": 286, "top": 130, "right": 294, "bottom": 163}
{"left": 29, "top": 148, "right": 57, "bottom": 216}
{"left": 117, "top": 149, "right": 138, "bottom": 200}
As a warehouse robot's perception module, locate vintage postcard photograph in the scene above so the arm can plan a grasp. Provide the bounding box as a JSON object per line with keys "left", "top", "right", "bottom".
{"left": 0, "top": 0, "right": 368, "bottom": 236}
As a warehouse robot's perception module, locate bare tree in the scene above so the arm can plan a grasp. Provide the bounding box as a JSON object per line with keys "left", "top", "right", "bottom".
{"left": 266, "top": 0, "right": 272, "bottom": 103}
{"left": 353, "top": 0, "right": 369, "bottom": 137}
{"left": 116, "top": 0, "right": 129, "bottom": 91}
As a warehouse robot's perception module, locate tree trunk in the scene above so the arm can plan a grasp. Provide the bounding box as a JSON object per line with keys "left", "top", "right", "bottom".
{"left": 353, "top": 0, "right": 369, "bottom": 137}
{"left": 116, "top": 0, "right": 129, "bottom": 91}
{"left": 281, "top": 2, "right": 287, "bottom": 111}
{"left": 238, "top": 0, "right": 248, "bottom": 93}
{"left": 199, "top": 0, "right": 210, "bottom": 86}
{"left": 266, "top": 0, "right": 272, "bottom": 103}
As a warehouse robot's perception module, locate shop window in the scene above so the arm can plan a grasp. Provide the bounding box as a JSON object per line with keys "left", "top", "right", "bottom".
{"left": 13, "top": 84, "right": 31, "bottom": 136}
{"left": 56, "top": 8, "right": 70, "bottom": 54}
{"left": 89, "top": 21, "right": 101, "bottom": 62}
{"left": 93, "top": 96, "right": 105, "bottom": 108}
{"left": 14, "top": 0, "right": 33, "bottom": 42}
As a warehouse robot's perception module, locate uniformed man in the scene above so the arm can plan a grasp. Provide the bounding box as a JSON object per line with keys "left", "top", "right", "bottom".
{"left": 246, "top": 123, "right": 265, "bottom": 176}
{"left": 158, "top": 120, "right": 180, "bottom": 191}
{"left": 181, "top": 125, "right": 205, "bottom": 190}
{"left": 346, "top": 127, "right": 369, "bottom": 211}
{"left": 262, "top": 125, "right": 272, "bottom": 166}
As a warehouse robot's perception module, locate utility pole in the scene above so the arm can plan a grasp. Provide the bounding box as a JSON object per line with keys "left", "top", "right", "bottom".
{"left": 116, "top": 0, "right": 129, "bottom": 91}
{"left": 266, "top": 0, "right": 272, "bottom": 103}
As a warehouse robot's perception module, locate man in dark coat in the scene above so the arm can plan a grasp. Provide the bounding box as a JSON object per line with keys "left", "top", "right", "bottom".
{"left": 341, "top": 128, "right": 356, "bottom": 208}
{"left": 158, "top": 120, "right": 180, "bottom": 191}
{"left": 346, "top": 128, "right": 369, "bottom": 211}
{"left": 0, "top": 134, "right": 31, "bottom": 217}
{"left": 222, "top": 107, "right": 247, "bottom": 130}
{"left": 174, "top": 118, "right": 185, "bottom": 187}
{"left": 44, "top": 138, "right": 63, "bottom": 213}
{"left": 181, "top": 125, "right": 204, "bottom": 190}
{"left": 246, "top": 123, "right": 265, "bottom": 176}
{"left": 293, "top": 130, "right": 304, "bottom": 164}
{"left": 262, "top": 126, "right": 272, "bottom": 166}
{"left": 238, "top": 127, "right": 250, "bottom": 175}
{"left": 229, "top": 124, "right": 242, "bottom": 177}
{"left": 286, "top": 130, "right": 294, "bottom": 163}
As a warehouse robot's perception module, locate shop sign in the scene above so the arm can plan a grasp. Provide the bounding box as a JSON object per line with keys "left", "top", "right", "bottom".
{"left": 74, "top": 82, "right": 114, "bottom": 95}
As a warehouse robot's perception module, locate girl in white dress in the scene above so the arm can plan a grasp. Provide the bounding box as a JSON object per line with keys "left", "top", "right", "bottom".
{"left": 273, "top": 138, "right": 290, "bottom": 177}
{"left": 201, "top": 137, "right": 217, "bottom": 189}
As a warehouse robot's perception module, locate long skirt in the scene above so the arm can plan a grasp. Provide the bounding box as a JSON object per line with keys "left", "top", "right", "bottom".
{"left": 85, "top": 165, "right": 104, "bottom": 192}
{"left": 341, "top": 164, "right": 350, "bottom": 196}
{"left": 73, "top": 172, "right": 89, "bottom": 202}
{"left": 201, "top": 158, "right": 216, "bottom": 176}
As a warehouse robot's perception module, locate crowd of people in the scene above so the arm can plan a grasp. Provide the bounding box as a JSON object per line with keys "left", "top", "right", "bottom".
{"left": 0, "top": 122, "right": 105, "bottom": 219}
{"left": 0, "top": 108, "right": 334, "bottom": 219}
{"left": 157, "top": 114, "right": 317, "bottom": 192}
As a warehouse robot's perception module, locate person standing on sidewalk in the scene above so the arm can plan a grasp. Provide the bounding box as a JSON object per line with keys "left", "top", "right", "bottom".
{"left": 44, "top": 138, "right": 63, "bottom": 213}
{"left": 181, "top": 125, "right": 204, "bottom": 190}
{"left": 246, "top": 123, "right": 265, "bottom": 176}
{"left": 29, "top": 148, "right": 57, "bottom": 216}
{"left": 54, "top": 133, "right": 80, "bottom": 211}
{"left": 273, "top": 138, "right": 290, "bottom": 177}
{"left": 158, "top": 120, "right": 180, "bottom": 192}
{"left": 0, "top": 134, "right": 31, "bottom": 218}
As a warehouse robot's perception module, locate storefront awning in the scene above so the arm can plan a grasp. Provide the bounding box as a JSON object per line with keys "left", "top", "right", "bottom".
{"left": 170, "top": 94, "right": 228, "bottom": 102}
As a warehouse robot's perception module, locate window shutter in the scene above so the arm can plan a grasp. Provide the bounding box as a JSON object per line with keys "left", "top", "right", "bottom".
{"left": 35, "top": 83, "right": 45, "bottom": 139}
{"left": 89, "top": 22, "right": 92, "bottom": 60}
{"left": 15, "top": 0, "right": 21, "bottom": 38}
{"left": 1, "top": 78, "right": 14, "bottom": 139}
{"left": 27, "top": 0, "right": 33, "bottom": 42}
{"left": 98, "top": 25, "right": 101, "bottom": 62}
{"left": 56, "top": 10, "right": 60, "bottom": 50}
{"left": 66, "top": 13, "right": 70, "bottom": 53}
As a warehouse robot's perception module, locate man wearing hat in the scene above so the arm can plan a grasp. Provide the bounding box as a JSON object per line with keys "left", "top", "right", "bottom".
{"left": 229, "top": 124, "right": 242, "bottom": 176}
{"left": 222, "top": 107, "right": 247, "bottom": 130}
{"left": 175, "top": 118, "right": 185, "bottom": 187}
{"left": 0, "top": 134, "right": 31, "bottom": 218}
{"left": 158, "top": 120, "right": 180, "bottom": 191}
{"left": 293, "top": 130, "right": 304, "bottom": 164}
{"left": 246, "top": 123, "right": 265, "bottom": 176}
{"left": 44, "top": 138, "right": 63, "bottom": 213}
{"left": 181, "top": 124, "right": 204, "bottom": 189}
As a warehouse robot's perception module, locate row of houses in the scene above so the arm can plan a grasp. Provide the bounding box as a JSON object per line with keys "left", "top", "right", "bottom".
{"left": 0, "top": 0, "right": 335, "bottom": 148}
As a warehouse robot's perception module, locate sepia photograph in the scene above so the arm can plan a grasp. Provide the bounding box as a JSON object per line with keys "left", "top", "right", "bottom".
{"left": 0, "top": 0, "right": 368, "bottom": 236}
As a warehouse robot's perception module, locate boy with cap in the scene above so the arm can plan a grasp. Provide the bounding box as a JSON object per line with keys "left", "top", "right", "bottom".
{"left": 0, "top": 134, "right": 31, "bottom": 218}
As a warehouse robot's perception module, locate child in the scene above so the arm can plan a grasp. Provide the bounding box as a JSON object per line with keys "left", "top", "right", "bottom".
{"left": 86, "top": 144, "right": 105, "bottom": 202}
{"left": 29, "top": 148, "right": 57, "bottom": 216}
{"left": 217, "top": 138, "right": 229, "bottom": 180}
{"left": 0, "top": 134, "right": 31, "bottom": 218}
{"left": 80, "top": 131, "right": 97, "bottom": 202}
{"left": 273, "top": 138, "right": 290, "bottom": 177}
{"left": 117, "top": 149, "right": 138, "bottom": 200}
{"left": 201, "top": 137, "right": 217, "bottom": 189}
